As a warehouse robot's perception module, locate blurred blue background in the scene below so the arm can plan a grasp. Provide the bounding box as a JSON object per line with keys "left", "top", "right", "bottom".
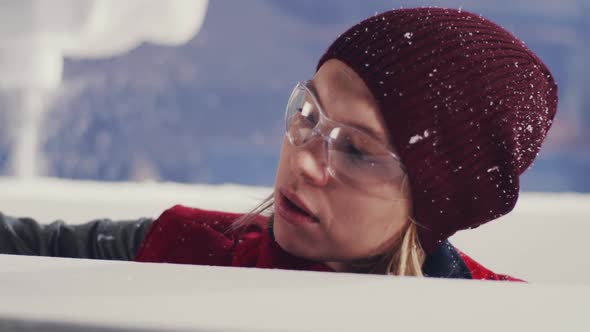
{"left": 1, "top": 0, "right": 588, "bottom": 192}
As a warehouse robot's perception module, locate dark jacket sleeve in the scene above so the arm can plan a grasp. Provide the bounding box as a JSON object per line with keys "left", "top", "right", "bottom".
{"left": 0, "top": 212, "right": 153, "bottom": 260}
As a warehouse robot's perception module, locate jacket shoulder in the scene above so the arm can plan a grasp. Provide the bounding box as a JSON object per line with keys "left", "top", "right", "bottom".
{"left": 456, "top": 249, "right": 525, "bottom": 282}
{"left": 134, "top": 205, "right": 264, "bottom": 265}
{"left": 160, "top": 205, "right": 245, "bottom": 230}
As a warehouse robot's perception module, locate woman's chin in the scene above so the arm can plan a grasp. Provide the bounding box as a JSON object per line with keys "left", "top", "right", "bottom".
{"left": 274, "top": 216, "right": 322, "bottom": 260}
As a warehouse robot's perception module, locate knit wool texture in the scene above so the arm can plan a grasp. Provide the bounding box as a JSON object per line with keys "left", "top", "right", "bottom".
{"left": 317, "top": 8, "right": 558, "bottom": 253}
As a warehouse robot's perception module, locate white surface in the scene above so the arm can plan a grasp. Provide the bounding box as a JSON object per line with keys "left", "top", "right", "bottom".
{"left": 1, "top": 176, "right": 589, "bottom": 285}
{"left": 0, "top": 254, "right": 589, "bottom": 332}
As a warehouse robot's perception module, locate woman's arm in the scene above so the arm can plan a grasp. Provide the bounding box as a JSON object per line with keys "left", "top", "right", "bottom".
{"left": 0, "top": 213, "right": 153, "bottom": 260}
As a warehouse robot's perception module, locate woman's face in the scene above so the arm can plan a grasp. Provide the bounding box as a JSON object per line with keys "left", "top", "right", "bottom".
{"left": 273, "top": 59, "right": 412, "bottom": 270}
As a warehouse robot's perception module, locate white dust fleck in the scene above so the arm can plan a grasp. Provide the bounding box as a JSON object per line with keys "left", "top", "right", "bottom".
{"left": 409, "top": 130, "right": 431, "bottom": 144}
{"left": 409, "top": 135, "right": 422, "bottom": 144}
{"left": 487, "top": 166, "right": 500, "bottom": 173}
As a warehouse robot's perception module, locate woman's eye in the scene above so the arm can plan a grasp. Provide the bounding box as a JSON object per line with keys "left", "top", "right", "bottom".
{"left": 346, "top": 144, "right": 372, "bottom": 163}
{"left": 296, "top": 107, "right": 318, "bottom": 124}
{"left": 347, "top": 144, "right": 362, "bottom": 157}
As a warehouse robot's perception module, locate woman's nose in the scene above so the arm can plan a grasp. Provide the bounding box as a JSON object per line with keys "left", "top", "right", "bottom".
{"left": 290, "top": 138, "right": 330, "bottom": 186}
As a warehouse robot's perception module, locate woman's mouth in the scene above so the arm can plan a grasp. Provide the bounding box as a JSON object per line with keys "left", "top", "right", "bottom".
{"left": 276, "top": 190, "right": 319, "bottom": 225}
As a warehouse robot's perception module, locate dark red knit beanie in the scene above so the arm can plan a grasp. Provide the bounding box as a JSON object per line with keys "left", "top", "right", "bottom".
{"left": 317, "top": 7, "right": 558, "bottom": 253}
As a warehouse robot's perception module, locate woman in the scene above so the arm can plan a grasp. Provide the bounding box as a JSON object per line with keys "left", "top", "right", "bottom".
{"left": 0, "top": 8, "right": 557, "bottom": 280}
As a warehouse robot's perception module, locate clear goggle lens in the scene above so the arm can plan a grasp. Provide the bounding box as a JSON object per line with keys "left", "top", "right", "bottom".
{"left": 285, "top": 82, "right": 405, "bottom": 186}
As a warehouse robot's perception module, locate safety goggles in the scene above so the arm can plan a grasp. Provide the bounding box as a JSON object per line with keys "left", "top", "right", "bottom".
{"left": 284, "top": 81, "right": 406, "bottom": 186}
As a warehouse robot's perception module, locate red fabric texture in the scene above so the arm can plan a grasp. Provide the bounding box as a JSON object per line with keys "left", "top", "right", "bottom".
{"left": 135, "top": 205, "right": 330, "bottom": 272}
{"left": 135, "top": 205, "right": 520, "bottom": 281}
{"left": 457, "top": 250, "right": 525, "bottom": 282}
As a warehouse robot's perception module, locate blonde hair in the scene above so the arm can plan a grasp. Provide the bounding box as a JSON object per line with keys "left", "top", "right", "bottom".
{"left": 229, "top": 194, "right": 426, "bottom": 277}
{"left": 384, "top": 220, "right": 425, "bottom": 276}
